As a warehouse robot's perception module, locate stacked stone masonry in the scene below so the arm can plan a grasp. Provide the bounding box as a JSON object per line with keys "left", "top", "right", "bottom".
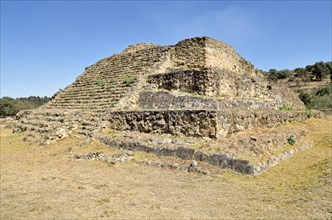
{"left": 107, "top": 110, "right": 308, "bottom": 139}
{"left": 146, "top": 67, "right": 305, "bottom": 109}
{"left": 138, "top": 91, "right": 278, "bottom": 110}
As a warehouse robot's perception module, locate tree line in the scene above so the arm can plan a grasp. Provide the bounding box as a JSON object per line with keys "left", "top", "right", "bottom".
{"left": 259, "top": 61, "right": 332, "bottom": 82}
{"left": 0, "top": 96, "right": 50, "bottom": 117}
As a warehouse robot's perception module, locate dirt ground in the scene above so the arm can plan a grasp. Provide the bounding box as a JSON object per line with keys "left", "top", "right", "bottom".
{"left": 1, "top": 117, "right": 331, "bottom": 219}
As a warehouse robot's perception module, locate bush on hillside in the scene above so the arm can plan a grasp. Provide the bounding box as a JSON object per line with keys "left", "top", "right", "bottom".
{"left": 0, "top": 97, "right": 19, "bottom": 117}
{"left": 299, "top": 92, "right": 312, "bottom": 106}
{"left": 315, "top": 85, "right": 332, "bottom": 96}
{"left": 299, "top": 85, "right": 332, "bottom": 110}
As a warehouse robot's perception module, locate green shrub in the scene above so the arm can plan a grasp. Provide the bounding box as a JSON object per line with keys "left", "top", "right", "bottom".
{"left": 306, "top": 109, "right": 313, "bottom": 118}
{"left": 97, "top": 79, "right": 105, "bottom": 87}
{"left": 220, "top": 93, "right": 229, "bottom": 97}
{"left": 268, "top": 69, "right": 293, "bottom": 80}
{"left": 315, "top": 85, "right": 332, "bottom": 96}
{"left": 0, "top": 98, "right": 18, "bottom": 117}
{"left": 90, "top": 90, "right": 96, "bottom": 97}
{"left": 287, "top": 135, "right": 296, "bottom": 146}
{"left": 122, "top": 76, "right": 137, "bottom": 85}
{"left": 279, "top": 105, "right": 292, "bottom": 111}
{"left": 299, "top": 92, "right": 312, "bottom": 105}
{"left": 308, "top": 95, "right": 332, "bottom": 109}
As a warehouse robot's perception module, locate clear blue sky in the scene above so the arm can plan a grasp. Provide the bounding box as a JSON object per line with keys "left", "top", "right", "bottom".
{"left": 1, "top": 1, "right": 331, "bottom": 98}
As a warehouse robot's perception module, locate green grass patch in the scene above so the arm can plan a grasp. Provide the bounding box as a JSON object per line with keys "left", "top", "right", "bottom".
{"left": 279, "top": 104, "right": 292, "bottom": 111}
{"left": 97, "top": 79, "right": 106, "bottom": 87}
{"left": 90, "top": 90, "right": 97, "bottom": 97}
{"left": 122, "top": 76, "right": 137, "bottom": 85}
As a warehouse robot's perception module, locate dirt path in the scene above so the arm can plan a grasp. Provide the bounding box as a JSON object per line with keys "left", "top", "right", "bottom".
{"left": 1, "top": 118, "right": 331, "bottom": 219}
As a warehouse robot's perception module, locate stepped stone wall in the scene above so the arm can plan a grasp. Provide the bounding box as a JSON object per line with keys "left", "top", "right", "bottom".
{"left": 107, "top": 110, "right": 308, "bottom": 139}
{"left": 138, "top": 91, "right": 277, "bottom": 110}
{"left": 146, "top": 67, "right": 305, "bottom": 109}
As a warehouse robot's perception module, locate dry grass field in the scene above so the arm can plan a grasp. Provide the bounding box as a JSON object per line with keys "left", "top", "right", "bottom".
{"left": 1, "top": 117, "right": 331, "bottom": 219}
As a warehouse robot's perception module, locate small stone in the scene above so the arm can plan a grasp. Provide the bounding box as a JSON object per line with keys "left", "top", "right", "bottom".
{"left": 250, "top": 136, "right": 257, "bottom": 141}
{"left": 125, "top": 151, "right": 134, "bottom": 156}
{"left": 108, "top": 159, "right": 116, "bottom": 164}
{"left": 178, "top": 166, "right": 187, "bottom": 171}
{"left": 154, "top": 162, "right": 162, "bottom": 167}
{"left": 190, "top": 160, "right": 198, "bottom": 167}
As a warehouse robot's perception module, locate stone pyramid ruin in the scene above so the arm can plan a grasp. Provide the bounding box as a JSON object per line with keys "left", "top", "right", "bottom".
{"left": 13, "top": 37, "right": 320, "bottom": 174}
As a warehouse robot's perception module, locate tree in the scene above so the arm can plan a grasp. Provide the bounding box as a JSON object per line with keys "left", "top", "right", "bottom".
{"left": 267, "top": 69, "right": 293, "bottom": 80}
{"left": 267, "top": 69, "right": 278, "bottom": 81}
{"left": 277, "top": 69, "right": 292, "bottom": 79}
{"left": 312, "top": 61, "right": 329, "bottom": 81}
{"left": 299, "top": 92, "right": 312, "bottom": 106}
{"left": 316, "top": 85, "right": 332, "bottom": 96}
{"left": 325, "top": 62, "right": 332, "bottom": 82}
{"left": 294, "top": 67, "right": 304, "bottom": 73}
{"left": 0, "top": 98, "right": 19, "bottom": 117}
{"left": 305, "top": 64, "right": 314, "bottom": 73}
